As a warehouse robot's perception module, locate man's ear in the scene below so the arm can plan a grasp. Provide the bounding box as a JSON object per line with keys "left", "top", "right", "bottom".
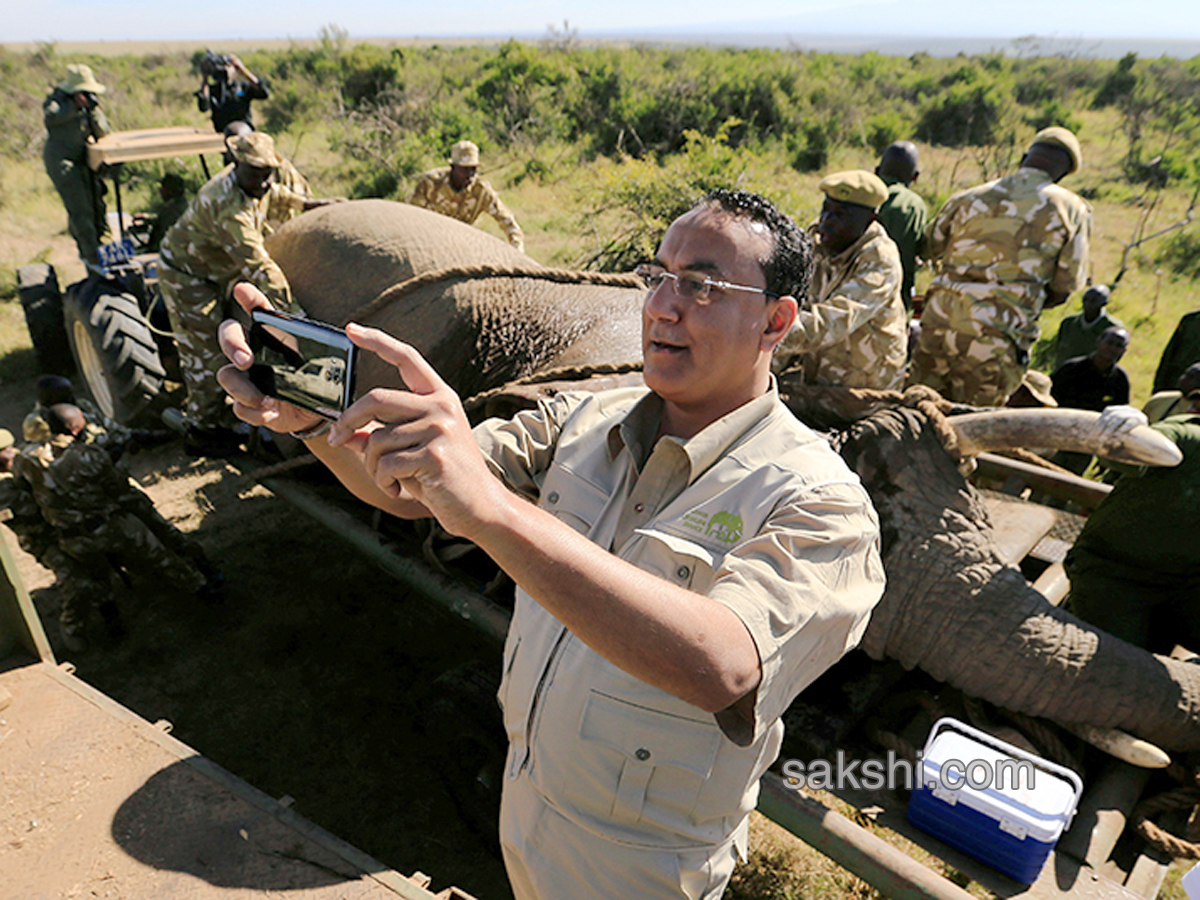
{"left": 763, "top": 295, "right": 798, "bottom": 350}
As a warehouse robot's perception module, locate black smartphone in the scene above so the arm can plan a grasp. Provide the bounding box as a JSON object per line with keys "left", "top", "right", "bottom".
{"left": 248, "top": 308, "right": 357, "bottom": 419}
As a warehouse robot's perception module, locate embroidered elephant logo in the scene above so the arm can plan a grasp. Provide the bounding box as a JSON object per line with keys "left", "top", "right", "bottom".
{"left": 705, "top": 511, "right": 743, "bottom": 544}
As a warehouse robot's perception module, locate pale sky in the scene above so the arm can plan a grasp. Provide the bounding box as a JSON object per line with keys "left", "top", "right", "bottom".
{"left": 2, "top": 0, "right": 1197, "bottom": 45}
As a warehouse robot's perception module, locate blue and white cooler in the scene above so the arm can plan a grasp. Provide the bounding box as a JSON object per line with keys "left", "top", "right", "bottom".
{"left": 907, "top": 717, "right": 1083, "bottom": 885}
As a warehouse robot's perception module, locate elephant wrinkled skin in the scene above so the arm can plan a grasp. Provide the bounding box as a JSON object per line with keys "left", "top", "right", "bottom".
{"left": 267, "top": 200, "right": 645, "bottom": 401}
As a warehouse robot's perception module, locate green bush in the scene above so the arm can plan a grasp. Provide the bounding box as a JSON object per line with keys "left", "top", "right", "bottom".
{"left": 917, "top": 79, "right": 1007, "bottom": 146}
{"left": 1157, "top": 227, "right": 1200, "bottom": 278}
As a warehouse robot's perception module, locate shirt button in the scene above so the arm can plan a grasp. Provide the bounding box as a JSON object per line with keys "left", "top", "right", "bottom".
{"left": 547, "top": 491, "right": 559, "bottom": 504}
{"left": 634, "top": 503, "right": 645, "bottom": 513}
{"left": 676, "top": 566, "right": 690, "bottom": 580}
{"left": 635, "top": 748, "right": 651, "bottom": 761}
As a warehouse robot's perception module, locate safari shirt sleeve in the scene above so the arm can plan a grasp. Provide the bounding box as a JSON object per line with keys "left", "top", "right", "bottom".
{"left": 472, "top": 392, "right": 594, "bottom": 501}
{"left": 708, "top": 478, "right": 884, "bottom": 744}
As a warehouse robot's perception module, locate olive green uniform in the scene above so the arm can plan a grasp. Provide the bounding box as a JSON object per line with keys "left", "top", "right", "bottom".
{"left": 410, "top": 167, "right": 524, "bottom": 251}
{"left": 876, "top": 178, "right": 928, "bottom": 309}
{"left": 1065, "top": 414, "right": 1200, "bottom": 651}
{"left": 159, "top": 165, "right": 306, "bottom": 426}
{"left": 1153, "top": 311, "right": 1200, "bottom": 394}
{"left": 42, "top": 88, "right": 111, "bottom": 264}
{"left": 911, "top": 168, "right": 1091, "bottom": 407}
{"left": 777, "top": 221, "right": 907, "bottom": 391}
{"left": 1053, "top": 309, "right": 1125, "bottom": 370}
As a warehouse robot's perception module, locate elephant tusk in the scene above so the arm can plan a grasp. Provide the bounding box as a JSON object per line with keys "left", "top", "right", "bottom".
{"left": 1062, "top": 723, "right": 1172, "bottom": 769}
{"left": 948, "top": 409, "right": 1183, "bottom": 467}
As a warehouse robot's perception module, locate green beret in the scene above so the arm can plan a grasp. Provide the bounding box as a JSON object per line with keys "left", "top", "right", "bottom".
{"left": 819, "top": 170, "right": 889, "bottom": 211}
{"left": 1031, "top": 126, "right": 1082, "bottom": 174}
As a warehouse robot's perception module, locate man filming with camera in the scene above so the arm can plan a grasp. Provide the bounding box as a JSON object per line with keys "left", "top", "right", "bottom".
{"left": 195, "top": 51, "right": 270, "bottom": 133}
{"left": 42, "top": 64, "right": 112, "bottom": 268}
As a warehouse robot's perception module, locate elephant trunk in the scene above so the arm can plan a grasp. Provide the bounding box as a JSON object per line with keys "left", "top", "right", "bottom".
{"left": 948, "top": 409, "right": 1182, "bottom": 467}
{"left": 834, "top": 406, "right": 1200, "bottom": 751}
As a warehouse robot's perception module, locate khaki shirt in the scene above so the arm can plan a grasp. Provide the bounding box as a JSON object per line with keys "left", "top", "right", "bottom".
{"left": 476, "top": 384, "right": 883, "bottom": 848}
{"left": 923, "top": 167, "right": 1091, "bottom": 350}
{"left": 410, "top": 167, "right": 524, "bottom": 251}
{"left": 160, "top": 165, "right": 305, "bottom": 304}
{"left": 778, "top": 221, "right": 907, "bottom": 391}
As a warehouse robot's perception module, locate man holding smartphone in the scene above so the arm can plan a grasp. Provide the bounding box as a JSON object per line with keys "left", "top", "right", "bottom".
{"left": 217, "top": 189, "right": 884, "bottom": 900}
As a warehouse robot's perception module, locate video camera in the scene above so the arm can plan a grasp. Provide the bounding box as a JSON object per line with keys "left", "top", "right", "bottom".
{"left": 199, "top": 50, "right": 232, "bottom": 79}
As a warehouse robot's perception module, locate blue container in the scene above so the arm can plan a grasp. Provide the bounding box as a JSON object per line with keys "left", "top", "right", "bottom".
{"left": 907, "top": 717, "right": 1083, "bottom": 885}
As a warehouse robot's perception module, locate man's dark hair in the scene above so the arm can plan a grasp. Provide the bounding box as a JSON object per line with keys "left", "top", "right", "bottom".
{"left": 161, "top": 173, "right": 185, "bottom": 198}
{"left": 35, "top": 375, "right": 75, "bottom": 408}
{"left": 699, "top": 188, "right": 813, "bottom": 306}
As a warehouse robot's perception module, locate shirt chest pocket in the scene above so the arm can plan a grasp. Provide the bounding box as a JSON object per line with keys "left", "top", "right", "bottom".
{"left": 539, "top": 464, "right": 610, "bottom": 537}
{"left": 630, "top": 528, "right": 719, "bottom": 593}
{"left": 578, "top": 690, "right": 722, "bottom": 826}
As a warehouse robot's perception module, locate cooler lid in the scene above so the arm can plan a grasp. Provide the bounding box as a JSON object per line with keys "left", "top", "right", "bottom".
{"left": 919, "top": 718, "right": 1082, "bottom": 843}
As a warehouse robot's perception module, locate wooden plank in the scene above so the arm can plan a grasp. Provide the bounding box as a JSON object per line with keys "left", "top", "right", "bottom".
{"left": 975, "top": 453, "right": 1112, "bottom": 511}
{"left": 0, "top": 661, "right": 454, "bottom": 900}
{"left": 87, "top": 127, "right": 227, "bottom": 168}
{"left": 983, "top": 495, "right": 1060, "bottom": 566}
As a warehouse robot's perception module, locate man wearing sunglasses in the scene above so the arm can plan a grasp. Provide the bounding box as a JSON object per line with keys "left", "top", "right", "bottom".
{"left": 775, "top": 170, "right": 908, "bottom": 391}
{"left": 217, "top": 189, "right": 884, "bottom": 900}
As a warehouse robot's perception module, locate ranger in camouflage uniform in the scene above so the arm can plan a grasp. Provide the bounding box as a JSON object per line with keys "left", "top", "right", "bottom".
{"left": 42, "top": 64, "right": 112, "bottom": 266}
{"left": 410, "top": 140, "right": 524, "bottom": 251}
{"left": 10, "top": 417, "right": 123, "bottom": 652}
{"left": 910, "top": 127, "right": 1092, "bottom": 407}
{"left": 23, "top": 405, "right": 217, "bottom": 649}
{"left": 160, "top": 131, "right": 328, "bottom": 434}
{"left": 776, "top": 170, "right": 907, "bottom": 390}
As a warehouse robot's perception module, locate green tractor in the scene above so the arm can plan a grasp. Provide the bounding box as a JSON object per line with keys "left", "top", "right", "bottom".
{"left": 18, "top": 127, "right": 227, "bottom": 425}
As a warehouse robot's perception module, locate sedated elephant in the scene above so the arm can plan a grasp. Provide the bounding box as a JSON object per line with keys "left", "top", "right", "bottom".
{"left": 266, "top": 199, "right": 646, "bottom": 402}
{"left": 269, "top": 199, "right": 1200, "bottom": 754}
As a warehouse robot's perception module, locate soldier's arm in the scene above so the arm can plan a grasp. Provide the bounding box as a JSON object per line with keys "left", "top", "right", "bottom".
{"left": 781, "top": 248, "right": 901, "bottom": 353}
{"left": 42, "top": 93, "right": 77, "bottom": 130}
{"left": 409, "top": 176, "right": 432, "bottom": 207}
{"left": 1049, "top": 203, "right": 1092, "bottom": 304}
{"left": 924, "top": 194, "right": 961, "bottom": 264}
{"left": 220, "top": 209, "right": 292, "bottom": 305}
{"left": 484, "top": 184, "right": 524, "bottom": 251}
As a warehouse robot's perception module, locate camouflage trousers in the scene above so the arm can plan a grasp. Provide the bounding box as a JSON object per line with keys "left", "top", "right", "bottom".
{"left": 59, "top": 509, "right": 208, "bottom": 597}
{"left": 908, "top": 324, "right": 1026, "bottom": 408}
{"left": 159, "top": 263, "right": 235, "bottom": 427}
{"left": 45, "top": 153, "right": 106, "bottom": 264}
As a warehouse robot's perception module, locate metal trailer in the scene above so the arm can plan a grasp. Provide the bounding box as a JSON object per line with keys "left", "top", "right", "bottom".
{"left": 0, "top": 506, "right": 477, "bottom": 899}
{"left": 233, "top": 445, "right": 1184, "bottom": 900}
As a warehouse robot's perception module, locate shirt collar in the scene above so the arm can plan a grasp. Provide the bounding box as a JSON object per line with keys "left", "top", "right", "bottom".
{"left": 606, "top": 378, "right": 783, "bottom": 480}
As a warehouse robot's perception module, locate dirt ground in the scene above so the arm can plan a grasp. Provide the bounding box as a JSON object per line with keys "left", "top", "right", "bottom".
{"left": 0, "top": 372, "right": 514, "bottom": 900}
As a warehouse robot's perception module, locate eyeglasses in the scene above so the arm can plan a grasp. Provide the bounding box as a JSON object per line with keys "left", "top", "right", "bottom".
{"left": 634, "top": 264, "right": 779, "bottom": 305}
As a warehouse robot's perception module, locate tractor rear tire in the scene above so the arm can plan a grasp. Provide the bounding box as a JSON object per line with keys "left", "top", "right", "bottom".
{"left": 63, "top": 279, "right": 168, "bottom": 426}
{"left": 17, "top": 263, "right": 74, "bottom": 376}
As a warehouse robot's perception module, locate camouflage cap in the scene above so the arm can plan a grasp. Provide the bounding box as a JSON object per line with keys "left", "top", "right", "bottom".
{"left": 449, "top": 140, "right": 480, "bottom": 167}
{"left": 0, "top": 429, "right": 12, "bottom": 451}
{"left": 22, "top": 413, "right": 52, "bottom": 443}
{"left": 226, "top": 131, "right": 281, "bottom": 168}
{"left": 819, "top": 170, "right": 889, "bottom": 211}
{"left": 58, "top": 64, "right": 106, "bottom": 95}
{"left": 1031, "top": 126, "right": 1082, "bottom": 174}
